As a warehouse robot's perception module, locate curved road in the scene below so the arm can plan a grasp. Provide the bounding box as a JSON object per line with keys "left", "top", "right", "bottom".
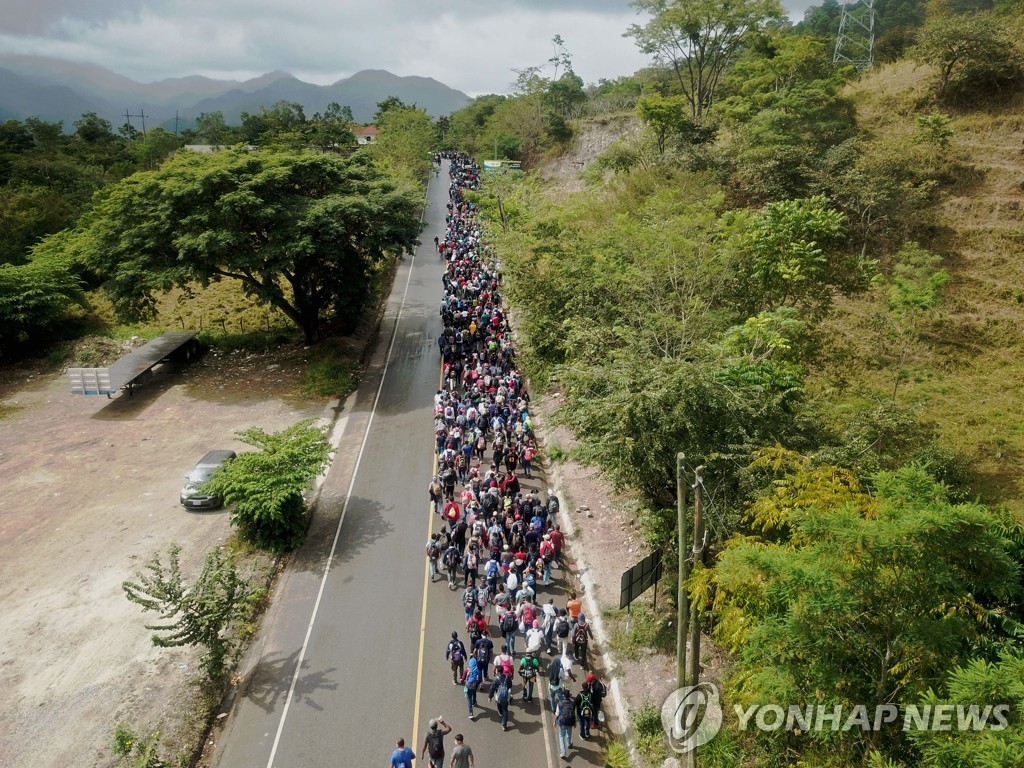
{"left": 210, "top": 166, "right": 604, "bottom": 768}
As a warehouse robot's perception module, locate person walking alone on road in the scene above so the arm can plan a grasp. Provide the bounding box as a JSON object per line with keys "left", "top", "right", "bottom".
{"left": 390, "top": 737, "right": 415, "bottom": 768}
{"left": 421, "top": 717, "right": 452, "bottom": 768}
{"left": 426, "top": 533, "right": 442, "bottom": 581}
{"left": 449, "top": 733, "right": 475, "bottom": 768}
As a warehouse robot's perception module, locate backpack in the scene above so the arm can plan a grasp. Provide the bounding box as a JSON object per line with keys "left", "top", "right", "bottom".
{"left": 425, "top": 731, "right": 444, "bottom": 760}
{"left": 548, "top": 660, "right": 563, "bottom": 686}
{"left": 486, "top": 559, "right": 500, "bottom": 578}
{"left": 573, "top": 623, "right": 588, "bottom": 646}
{"left": 427, "top": 540, "right": 440, "bottom": 558}
{"left": 500, "top": 657, "right": 514, "bottom": 677}
{"left": 463, "top": 588, "right": 478, "bottom": 610}
{"left": 557, "top": 700, "right": 576, "bottom": 727}
{"left": 450, "top": 642, "right": 464, "bottom": 664}
{"left": 520, "top": 659, "right": 537, "bottom": 680}
{"left": 468, "top": 621, "right": 482, "bottom": 644}
{"left": 475, "top": 644, "right": 489, "bottom": 663}
{"left": 521, "top": 605, "right": 535, "bottom": 627}
{"left": 466, "top": 551, "right": 478, "bottom": 569}
{"left": 500, "top": 611, "right": 517, "bottom": 634}
{"left": 578, "top": 692, "right": 593, "bottom": 718}
{"left": 555, "top": 617, "right": 570, "bottom": 638}
{"left": 496, "top": 677, "right": 511, "bottom": 704}
{"left": 465, "top": 666, "right": 481, "bottom": 691}
{"left": 444, "top": 548, "right": 459, "bottom": 568}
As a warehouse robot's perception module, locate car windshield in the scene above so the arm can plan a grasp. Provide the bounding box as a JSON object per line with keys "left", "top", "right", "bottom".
{"left": 186, "top": 466, "right": 215, "bottom": 484}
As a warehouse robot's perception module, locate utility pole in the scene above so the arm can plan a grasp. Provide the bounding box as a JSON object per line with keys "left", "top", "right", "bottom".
{"left": 676, "top": 453, "right": 688, "bottom": 690}
{"left": 687, "top": 466, "right": 706, "bottom": 690}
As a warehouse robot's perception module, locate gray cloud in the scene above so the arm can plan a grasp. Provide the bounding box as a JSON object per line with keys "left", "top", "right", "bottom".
{"left": 0, "top": 0, "right": 811, "bottom": 95}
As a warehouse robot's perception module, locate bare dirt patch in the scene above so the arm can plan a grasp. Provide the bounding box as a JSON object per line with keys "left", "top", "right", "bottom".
{"left": 0, "top": 349, "right": 324, "bottom": 768}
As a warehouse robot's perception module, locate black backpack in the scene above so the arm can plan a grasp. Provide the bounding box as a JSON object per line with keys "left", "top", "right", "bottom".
{"left": 556, "top": 617, "right": 570, "bottom": 638}
{"left": 425, "top": 731, "right": 444, "bottom": 759}
{"left": 500, "top": 611, "right": 516, "bottom": 634}
{"left": 557, "top": 700, "right": 576, "bottom": 727}
{"left": 573, "top": 623, "right": 588, "bottom": 646}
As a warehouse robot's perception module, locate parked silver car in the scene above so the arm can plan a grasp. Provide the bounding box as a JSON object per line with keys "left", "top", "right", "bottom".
{"left": 179, "top": 450, "right": 236, "bottom": 509}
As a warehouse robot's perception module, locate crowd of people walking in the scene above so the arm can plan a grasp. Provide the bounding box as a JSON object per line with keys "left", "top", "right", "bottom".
{"left": 389, "top": 152, "right": 607, "bottom": 767}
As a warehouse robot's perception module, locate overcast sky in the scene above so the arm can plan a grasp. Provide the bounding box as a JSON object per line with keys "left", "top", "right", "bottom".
{"left": 0, "top": 0, "right": 816, "bottom": 96}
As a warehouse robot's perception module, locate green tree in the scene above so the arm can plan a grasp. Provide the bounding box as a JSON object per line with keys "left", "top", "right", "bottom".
{"left": 910, "top": 9, "right": 1023, "bottom": 102}
{"left": 875, "top": 242, "right": 950, "bottom": 400}
{"left": 715, "top": 466, "right": 1020, "bottom": 760}
{"left": 625, "top": 0, "right": 784, "bottom": 119}
{"left": 72, "top": 148, "right": 422, "bottom": 342}
{"left": 202, "top": 420, "right": 332, "bottom": 551}
{"left": 724, "top": 195, "right": 863, "bottom": 317}
{"left": 192, "top": 111, "right": 237, "bottom": 145}
{"left": 0, "top": 236, "right": 86, "bottom": 355}
{"left": 122, "top": 544, "right": 258, "bottom": 682}
{"left": 374, "top": 95, "right": 413, "bottom": 122}
{"left": 910, "top": 651, "right": 1024, "bottom": 765}
{"left": 369, "top": 105, "right": 437, "bottom": 181}
{"left": 637, "top": 93, "right": 714, "bottom": 153}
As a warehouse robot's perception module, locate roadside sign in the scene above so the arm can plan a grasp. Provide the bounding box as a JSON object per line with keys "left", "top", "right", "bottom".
{"left": 619, "top": 549, "right": 663, "bottom": 610}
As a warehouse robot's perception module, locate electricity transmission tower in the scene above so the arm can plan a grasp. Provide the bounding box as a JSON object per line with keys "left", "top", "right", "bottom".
{"left": 833, "top": 0, "right": 876, "bottom": 71}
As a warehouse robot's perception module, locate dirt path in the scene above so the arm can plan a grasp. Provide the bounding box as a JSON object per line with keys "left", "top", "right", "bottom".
{"left": 0, "top": 350, "right": 323, "bottom": 768}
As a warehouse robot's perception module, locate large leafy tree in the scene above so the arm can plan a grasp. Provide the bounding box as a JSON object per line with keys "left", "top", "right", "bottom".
{"left": 73, "top": 148, "right": 421, "bottom": 341}
{"left": 714, "top": 464, "right": 1021, "bottom": 759}
{"left": 625, "top": 0, "right": 783, "bottom": 119}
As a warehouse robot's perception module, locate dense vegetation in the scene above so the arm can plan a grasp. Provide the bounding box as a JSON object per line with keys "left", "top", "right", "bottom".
{"left": 0, "top": 100, "right": 434, "bottom": 356}
{"left": 442, "top": 0, "right": 1024, "bottom": 765}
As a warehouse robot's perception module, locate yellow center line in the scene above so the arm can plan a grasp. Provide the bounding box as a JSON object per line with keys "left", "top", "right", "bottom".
{"left": 411, "top": 368, "right": 444, "bottom": 752}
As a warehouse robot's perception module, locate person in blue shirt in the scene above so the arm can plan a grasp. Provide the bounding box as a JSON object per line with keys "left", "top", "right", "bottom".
{"left": 389, "top": 737, "right": 415, "bottom": 768}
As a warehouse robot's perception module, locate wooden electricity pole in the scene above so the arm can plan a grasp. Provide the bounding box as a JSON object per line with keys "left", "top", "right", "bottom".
{"left": 687, "top": 466, "right": 706, "bottom": 690}
{"left": 676, "top": 453, "right": 688, "bottom": 690}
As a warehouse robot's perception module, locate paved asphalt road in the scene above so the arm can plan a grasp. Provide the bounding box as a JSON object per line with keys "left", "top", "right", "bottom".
{"left": 210, "top": 165, "right": 605, "bottom": 768}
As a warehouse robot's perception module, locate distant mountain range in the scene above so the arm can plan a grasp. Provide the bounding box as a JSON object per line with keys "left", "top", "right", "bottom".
{"left": 0, "top": 54, "right": 471, "bottom": 130}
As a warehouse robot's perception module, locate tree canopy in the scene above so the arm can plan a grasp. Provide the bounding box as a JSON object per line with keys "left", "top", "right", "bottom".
{"left": 70, "top": 148, "right": 422, "bottom": 341}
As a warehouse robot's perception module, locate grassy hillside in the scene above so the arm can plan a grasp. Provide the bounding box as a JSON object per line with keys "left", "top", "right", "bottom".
{"left": 815, "top": 59, "right": 1024, "bottom": 515}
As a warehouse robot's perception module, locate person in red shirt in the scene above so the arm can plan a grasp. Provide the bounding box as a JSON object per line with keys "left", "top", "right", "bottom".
{"left": 548, "top": 524, "right": 565, "bottom": 567}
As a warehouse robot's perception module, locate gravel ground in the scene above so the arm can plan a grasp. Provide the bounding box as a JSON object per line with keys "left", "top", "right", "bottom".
{"left": 0, "top": 347, "right": 323, "bottom": 768}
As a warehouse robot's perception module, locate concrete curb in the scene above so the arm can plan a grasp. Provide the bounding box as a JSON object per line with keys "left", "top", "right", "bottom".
{"left": 533, "top": 407, "right": 643, "bottom": 768}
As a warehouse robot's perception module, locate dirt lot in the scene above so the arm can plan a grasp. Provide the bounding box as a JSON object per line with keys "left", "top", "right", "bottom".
{"left": 0, "top": 343, "right": 324, "bottom": 768}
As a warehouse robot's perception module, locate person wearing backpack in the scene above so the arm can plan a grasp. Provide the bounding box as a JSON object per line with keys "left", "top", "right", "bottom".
{"left": 462, "top": 545, "right": 480, "bottom": 586}
{"left": 547, "top": 652, "right": 576, "bottom": 715}
{"left": 554, "top": 688, "right": 576, "bottom": 759}
{"left": 461, "top": 580, "right": 479, "bottom": 621}
{"left": 443, "top": 543, "right": 460, "bottom": 591}
{"left": 572, "top": 613, "right": 594, "bottom": 667}
{"left": 553, "top": 609, "right": 571, "bottom": 657}
{"left": 462, "top": 657, "right": 482, "bottom": 720}
{"left": 420, "top": 717, "right": 452, "bottom": 768}
{"left": 426, "top": 533, "right": 442, "bottom": 582}
{"left": 575, "top": 681, "right": 595, "bottom": 739}
{"left": 446, "top": 631, "right": 467, "bottom": 686}
{"left": 498, "top": 607, "right": 517, "bottom": 655}
{"left": 518, "top": 653, "right": 540, "bottom": 702}
{"left": 492, "top": 643, "right": 514, "bottom": 681}
{"left": 473, "top": 628, "right": 494, "bottom": 682}
{"left": 586, "top": 672, "right": 606, "bottom": 729}
{"left": 487, "top": 669, "right": 514, "bottom": 730}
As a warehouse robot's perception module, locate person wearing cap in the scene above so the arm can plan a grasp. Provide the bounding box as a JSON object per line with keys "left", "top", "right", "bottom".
{"left": 421, "top": 717, "right": 452, "bottom": 768}
{"left": 390, "top": 737, "right": 415, "bottom": 768}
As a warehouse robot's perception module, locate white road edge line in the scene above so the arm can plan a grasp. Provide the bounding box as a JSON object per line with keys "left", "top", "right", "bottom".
{"left": 264, "top": 252, "right": 418, "bottom": 768}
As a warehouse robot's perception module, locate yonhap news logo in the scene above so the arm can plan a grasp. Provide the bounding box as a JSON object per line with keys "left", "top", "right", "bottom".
{"left": 661, "top": 686, "right": 1011, "bottom": 751}
{"left": 661, "top": 683, "right": 724, "bottom": 754}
